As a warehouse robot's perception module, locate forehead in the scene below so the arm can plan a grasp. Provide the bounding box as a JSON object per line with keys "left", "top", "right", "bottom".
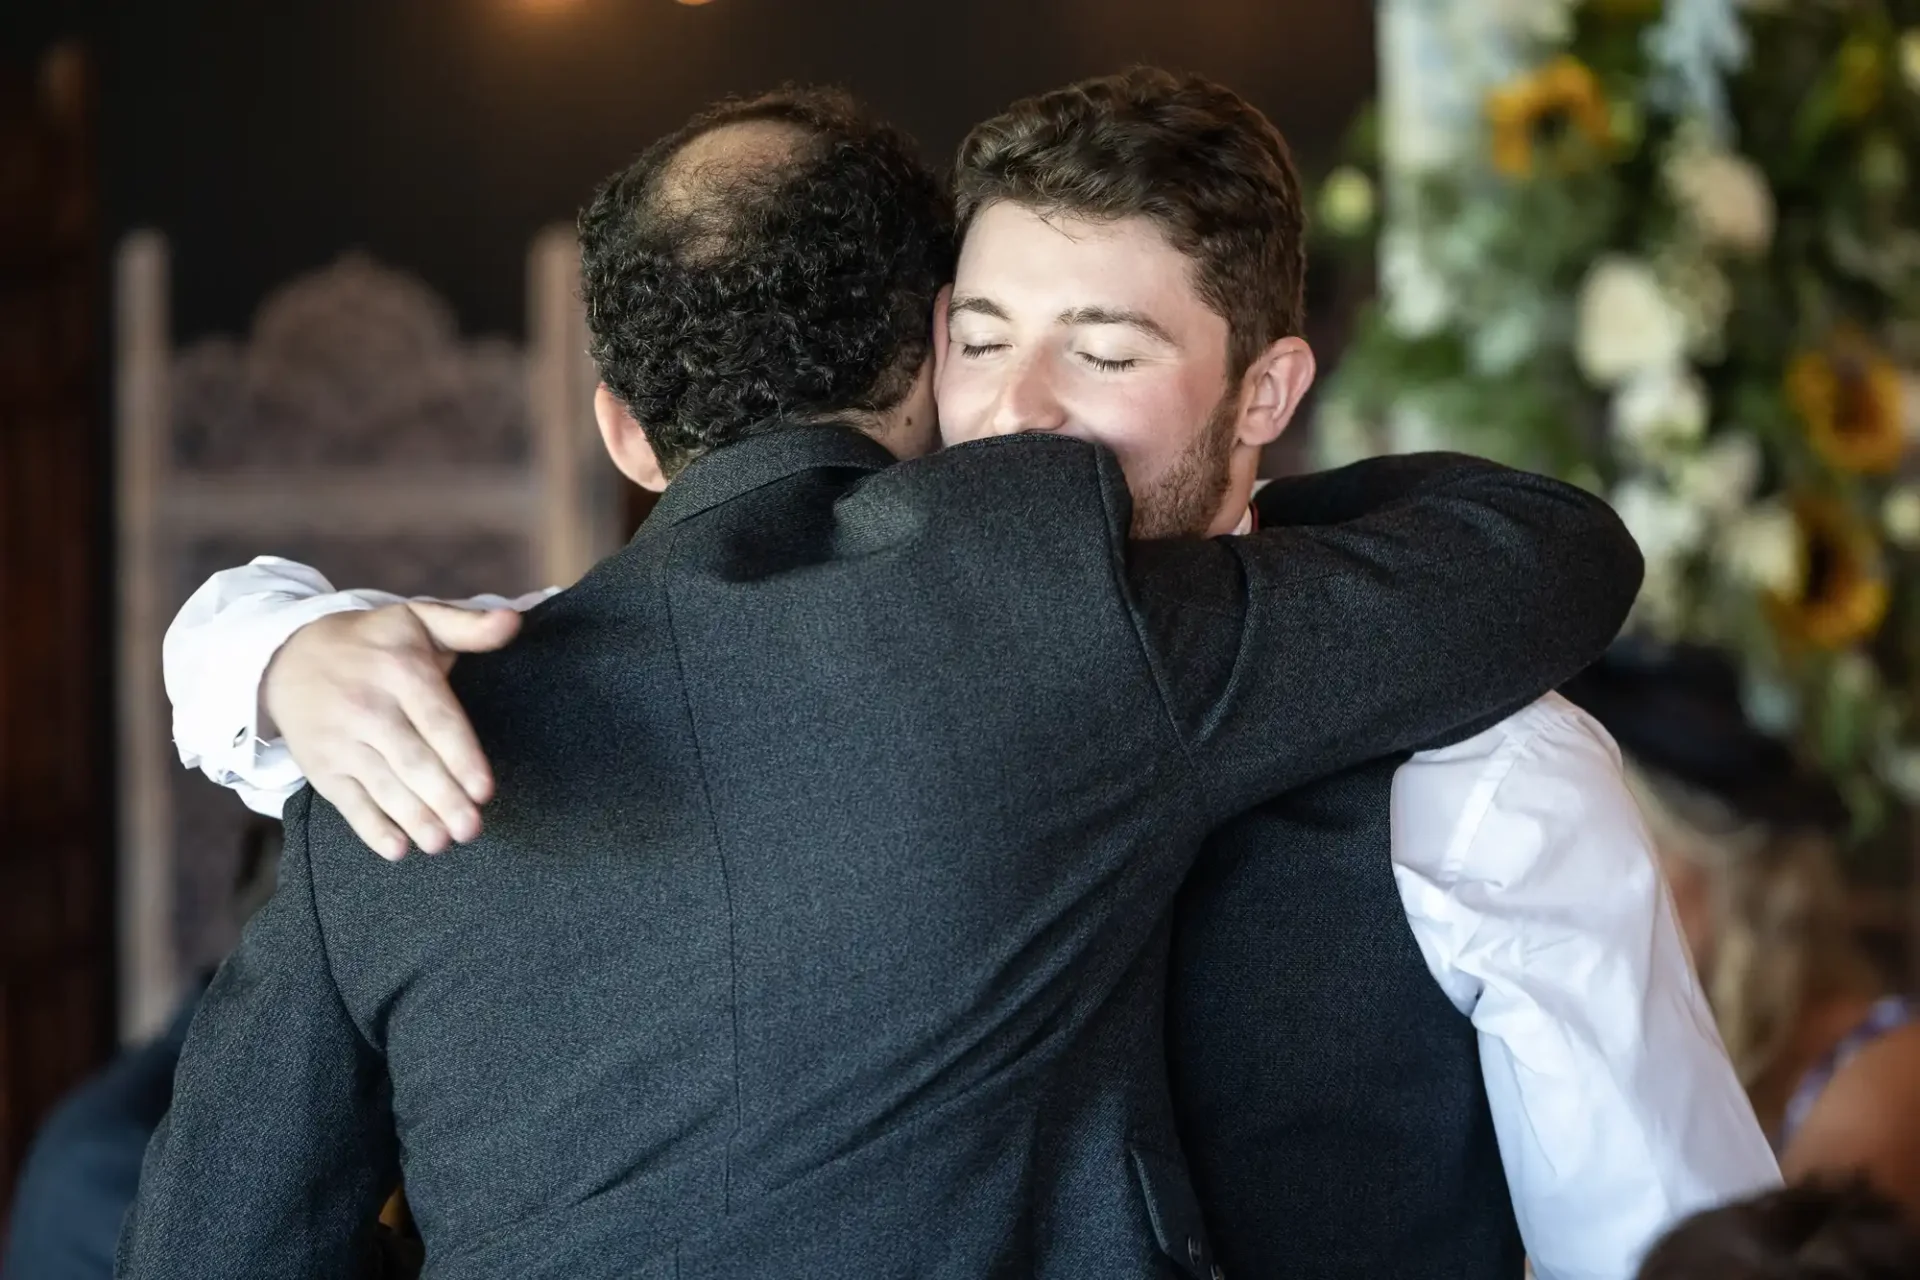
{"left": 954, "top": 202, "right": 1207, "bottom": 317}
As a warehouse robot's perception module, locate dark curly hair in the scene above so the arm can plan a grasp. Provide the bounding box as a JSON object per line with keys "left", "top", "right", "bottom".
{"left": 953, "top": 67, "right": 1306, "bottom": 383}
{"left": 578, "top": 87, "right": 955, "bottom": 477}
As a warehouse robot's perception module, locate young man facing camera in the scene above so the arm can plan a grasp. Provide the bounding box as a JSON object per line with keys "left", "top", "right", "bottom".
{"left": 934, "top": 72, "right": 1779, "bottom": 1278}
{"left": 153, "top": 73, "right": 1763, "bottom": 1277}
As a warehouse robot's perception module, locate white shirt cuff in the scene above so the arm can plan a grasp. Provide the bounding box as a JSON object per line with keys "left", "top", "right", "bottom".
{"left": 169, "top": 591, "right": 389, "bottom": 783}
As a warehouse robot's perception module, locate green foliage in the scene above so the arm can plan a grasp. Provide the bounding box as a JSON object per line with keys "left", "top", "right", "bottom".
{"left": 1322, "top": 0, "right": 1920, "bottom": 847}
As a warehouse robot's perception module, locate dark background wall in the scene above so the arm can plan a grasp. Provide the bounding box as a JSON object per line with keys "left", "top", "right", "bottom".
{"left": 5, "top": 0, "right": 1373, "bottom": 340}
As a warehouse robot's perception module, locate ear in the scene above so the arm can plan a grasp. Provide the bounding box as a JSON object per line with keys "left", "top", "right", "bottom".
{"left": 595, "top": 383, "right": 667, "bottom": 492}
{"left": 1232, "top": 337, "right": 1318, "bottom": 450}
{"left": 930, "top": 284, "right": 954, "bottom": 384}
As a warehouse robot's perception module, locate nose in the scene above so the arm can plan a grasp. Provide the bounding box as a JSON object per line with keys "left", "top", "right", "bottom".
{"left": 984, "top": 354, "right": 1068, "bottom": 438}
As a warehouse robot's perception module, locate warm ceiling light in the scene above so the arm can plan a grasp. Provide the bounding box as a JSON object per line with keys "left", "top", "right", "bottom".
{"left": 676, "top": 0, "right": 716, "bottom": 5}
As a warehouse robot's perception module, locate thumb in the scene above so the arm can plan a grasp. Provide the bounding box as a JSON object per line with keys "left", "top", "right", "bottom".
{"left": 407, "top": 602, "right": 523, "bottom": 655}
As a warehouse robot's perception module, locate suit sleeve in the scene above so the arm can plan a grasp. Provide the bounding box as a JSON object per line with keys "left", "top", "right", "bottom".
{"left": 115, "top": 788, "right": 397, "bottom": 1280}
{"left": 1122, "top": 452, "right": 1642, "bottom": 818}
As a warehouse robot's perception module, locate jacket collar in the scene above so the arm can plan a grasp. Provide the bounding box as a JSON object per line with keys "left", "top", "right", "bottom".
{"left": 645, "top": 422, "right": 898, "bottom": 528}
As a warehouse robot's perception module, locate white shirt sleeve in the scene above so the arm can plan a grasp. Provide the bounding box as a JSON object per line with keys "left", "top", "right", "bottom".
{"left": 1390, "top": 693, "right": 1781, "bottom": 1280}
{"left": 163, "top": 555, "right": 558, "bottom": 818}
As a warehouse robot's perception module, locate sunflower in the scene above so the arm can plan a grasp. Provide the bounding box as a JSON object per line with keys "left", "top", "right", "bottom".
{"left": 1786, "top": 332, "right": 1907, "bottom": 474}
{"left": 1835, "top": 36, "right": 1886, "bottom": 121}
{"left": 1768, "top": 499, "right": 1889, "bottom": 649}
{"left": 1487, "top": 58, "right": 1614, "bottom": 179}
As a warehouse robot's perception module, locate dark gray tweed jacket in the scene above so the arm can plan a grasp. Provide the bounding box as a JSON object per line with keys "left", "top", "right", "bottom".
{"left": 118, "top": 424, "right": 1638, "bottom": 1280}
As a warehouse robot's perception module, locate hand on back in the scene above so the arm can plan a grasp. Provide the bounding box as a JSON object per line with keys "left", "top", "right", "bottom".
{"left": 262, "top": 602, "right": 519, "bottom": 860}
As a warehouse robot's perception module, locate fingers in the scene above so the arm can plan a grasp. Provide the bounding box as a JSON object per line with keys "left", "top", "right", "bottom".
{"left": 346, "top": 647, "right": 481, "bottom": 848}
{"left": 315, "top": 775, "right": 410, "bottom": 863}
{"left": 348, "top": 746, "right": 452, "bottom": 856}
{"left": 397, "top": 673, "right": 495, "bottom": 811}
{"left": 269, "top": 601, "right": 505, "bottom": 860}
{"left": 378, "top": 718, "right": 483, "bottom": 843}
{"left": 410, "top": 603, "right": 521, "bottom": 655}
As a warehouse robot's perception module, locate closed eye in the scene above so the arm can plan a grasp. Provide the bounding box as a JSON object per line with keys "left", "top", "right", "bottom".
{"left": 960, "top": 343, "right": 1006, "bottom": 358}
{"left": 1080, "top": 354, "right": 1139, "bottom": 373}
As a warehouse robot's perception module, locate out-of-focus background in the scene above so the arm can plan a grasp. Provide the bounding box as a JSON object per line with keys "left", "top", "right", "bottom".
{"left": 2, "top": 0, "right": 1918, "bottom": 1266}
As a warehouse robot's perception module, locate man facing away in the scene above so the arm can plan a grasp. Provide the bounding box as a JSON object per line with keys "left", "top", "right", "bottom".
{"left": 142, "top": 75, "right": 1768, "bottom": 1278}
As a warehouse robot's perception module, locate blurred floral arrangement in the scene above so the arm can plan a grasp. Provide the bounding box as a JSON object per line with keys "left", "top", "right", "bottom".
{"left": 1316, "top": 0, "right": 1920, "bottom": 845}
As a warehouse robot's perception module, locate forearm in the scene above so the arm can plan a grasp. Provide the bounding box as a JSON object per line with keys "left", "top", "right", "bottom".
{"left": 1135, "top": 458, "right": 1641, "bottom": 813}
{"left": 1252, "top": 452, "right": 1513, "bottom": 528}
{"left": 1251, "top": 458, "right": 1639, "bottom": 754}
{"left": 1257, "top": 454, "right": 1640, "bottom": 684}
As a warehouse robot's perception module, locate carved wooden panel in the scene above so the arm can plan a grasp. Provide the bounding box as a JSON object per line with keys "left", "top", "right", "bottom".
{"left": 116, "top": 230, "right": 617, "bottom": 1035}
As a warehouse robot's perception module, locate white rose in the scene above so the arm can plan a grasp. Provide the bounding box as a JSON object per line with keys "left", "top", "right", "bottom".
{"left": 1679, "top": 435, "right": 1762, "bottom": 516}
{"left": 1577, "top": 257, "right": 1691, "bottom": 387}
{"left": 1489, "top": 0, "right": 1576, "bottom": 43}
{"left": 1612, "top": 366, "right": 1710, "bottom": 454}
{"left": 1883, "top": 487, "right": 1920, "bottom": 545}
{"left": 1716, "top": 503, "right": 1803, "bottom": 594}
{"left": 1652, "top": 246, "right": 1734, "bottom": 359}
{"left": 1743, "top": 675, "right": 1799, "bottom": 736}
{"left": 1381, "top": 230, "right": 1453, "bottom": 338}
{"left": 1880, "top": 745, "right": 1920, "bottom": 804}
{"left": 1833, "top": 650, "right": 1879, "bottom": 699}
{"left": 1613, "top": 479, "right": 1707, "bottom": 565}
{"left": 1664, "top": 148, "right": 1776, "bottom": 255}
{"left": 1469, "top": 307, "right": 1542, "bottom": 376}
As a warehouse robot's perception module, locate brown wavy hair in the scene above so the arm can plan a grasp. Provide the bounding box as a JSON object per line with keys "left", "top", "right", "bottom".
{"left": 952, "top": 67, "right": 1307, "bottom": 383}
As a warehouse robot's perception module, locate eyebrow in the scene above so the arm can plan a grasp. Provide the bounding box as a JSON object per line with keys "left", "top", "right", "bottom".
{"left": 1057, "top": 306, "right": 1178, "bottom": 347}
{"left": 947, "top": 295, "right": 1178, "bottom": 348}
{"left": 947, "top": 294, "right": 1010, "bottom": 322}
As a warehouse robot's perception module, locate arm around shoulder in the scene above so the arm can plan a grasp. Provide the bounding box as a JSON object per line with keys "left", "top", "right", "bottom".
{"left": 1128, "top": 455, "right": 1643, "bottom": 815}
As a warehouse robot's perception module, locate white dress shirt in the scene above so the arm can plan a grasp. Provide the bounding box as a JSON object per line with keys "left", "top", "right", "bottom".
{"left": 164, "top": 556, "right": 1780, "bottom": 1279}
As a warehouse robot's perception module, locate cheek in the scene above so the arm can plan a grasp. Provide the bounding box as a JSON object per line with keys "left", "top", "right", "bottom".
{"left": 934, "top": 365, "right": 994, "bottom": 445}
{"left": 1060, "top": 381, "right": 1203, "bottom": 480}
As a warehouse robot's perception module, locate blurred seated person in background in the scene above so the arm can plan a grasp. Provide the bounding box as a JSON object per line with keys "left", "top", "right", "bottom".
{"left": 1, "top": 823, "right": 278, "bottom": 1280}
{"left": 1635, "top": 1179, "right": 1920, "bottom": 1280}
{"left": 1567, "top": 643, "right": 1920, "bottom": 1219}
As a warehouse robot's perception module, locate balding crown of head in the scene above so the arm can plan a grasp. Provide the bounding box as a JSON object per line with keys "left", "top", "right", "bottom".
{"left": 577, "top": 86, "right": 956, "bottom": 476}
{"left": 646, "top": 119, "right": 824, "bottom": 264}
